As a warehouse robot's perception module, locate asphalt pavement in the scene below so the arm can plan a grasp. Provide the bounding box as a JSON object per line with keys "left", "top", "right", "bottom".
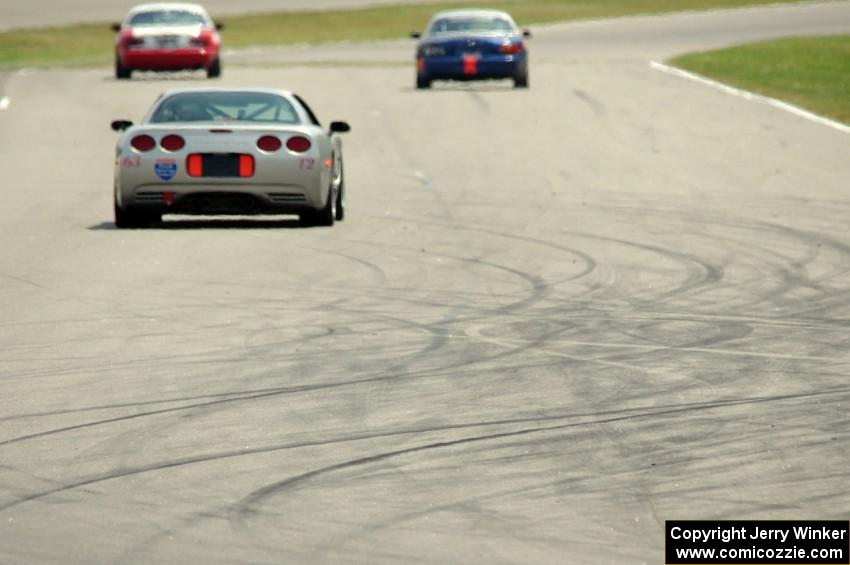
{"left": 0, "top": 2, "right": 849, "bottom": 564}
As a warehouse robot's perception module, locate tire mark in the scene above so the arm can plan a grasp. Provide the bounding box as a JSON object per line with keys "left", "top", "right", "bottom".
{"left": 4, "top": 387, "right": 847, "bottom": 514}
{"left": 228, "top": 386, "right": 850, "bottom": 527}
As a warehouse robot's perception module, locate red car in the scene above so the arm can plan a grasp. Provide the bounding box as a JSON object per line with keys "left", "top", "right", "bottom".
{"left": 112, "top": 3, "right": 223, "bottom": 80}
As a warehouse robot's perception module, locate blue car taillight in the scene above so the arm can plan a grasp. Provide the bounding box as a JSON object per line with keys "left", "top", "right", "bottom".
{"left": 499, "top": 42, "right": 524, "bottom": 55}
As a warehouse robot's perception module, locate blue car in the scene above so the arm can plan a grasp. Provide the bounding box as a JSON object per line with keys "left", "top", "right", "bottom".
{"left": 411, "top": 9, "right": 531, "bottom": 89}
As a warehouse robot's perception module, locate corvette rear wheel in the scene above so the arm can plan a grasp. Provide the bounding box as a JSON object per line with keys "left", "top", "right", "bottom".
{"left": 114, "top": 203, "right": 158, "bottom": 229}
{"left": 416, "top": 74, "right": 431, "bottom": 89}
{"left": 115, "top": 57, "right": 131, "bottom": 80}
{"left": 316, "top": 186, "right": 337, "bottom": 226}
{"left": 335, "top": 184, "right": 345, "bottom": 222}
{"left": 334, "top": 159, "right": 345, "bottom": 221}
{"left": 207, "top": 57, "right": 221, "bottom": 79}
{"left": 301, "top": 187, "right": 337, "bottom": 227}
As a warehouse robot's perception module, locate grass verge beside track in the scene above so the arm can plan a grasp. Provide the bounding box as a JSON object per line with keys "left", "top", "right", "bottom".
{"left": 0, "top": 0, "right": 808, "bottom": 69}
{"left": 671, "top": 35, "right": 850, "bottom": 125}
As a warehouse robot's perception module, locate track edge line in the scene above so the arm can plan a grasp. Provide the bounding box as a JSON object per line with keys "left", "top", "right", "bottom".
{"left": 649, "top": 60, "right": 850, "bottom": 135}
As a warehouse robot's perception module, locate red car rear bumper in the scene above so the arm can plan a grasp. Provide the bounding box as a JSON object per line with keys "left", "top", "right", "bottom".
{"left": 119, "top": 48, "right": 218, "bottom": 70}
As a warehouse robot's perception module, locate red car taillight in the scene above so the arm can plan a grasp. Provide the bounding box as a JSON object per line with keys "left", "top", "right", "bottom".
{"left": 160, "top": 134, "right": 185, "bottom": 152}
{"left": 499, "top": 42, "right": 523, "bottom": 55}
{"left": 191, "top": 30, "right": 214, "bottom": 47}
{"left": 130, "top": 134, "right": 155, "bottom": 152}
{"left": 257, "top": 135, "right": 282, "bottom": 152}
{"left": 126, "top": 36, "right": 145, "bottom": 48}
{"left": 286, "top": 136, "right": 311, "bottom": 153}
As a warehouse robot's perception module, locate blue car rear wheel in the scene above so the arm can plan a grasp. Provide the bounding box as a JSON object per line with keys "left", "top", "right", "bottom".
{"left": 514, "top": 69, "right": 529, "bottom": 88}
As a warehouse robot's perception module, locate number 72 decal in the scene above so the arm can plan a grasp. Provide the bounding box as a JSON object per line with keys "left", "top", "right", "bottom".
{"left": 299, "top": 158, "right": 316, "bottom": 170}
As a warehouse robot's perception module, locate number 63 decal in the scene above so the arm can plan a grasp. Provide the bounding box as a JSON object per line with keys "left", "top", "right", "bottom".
{"left": 299, "top": 158, "right": 316, "bottom": 170}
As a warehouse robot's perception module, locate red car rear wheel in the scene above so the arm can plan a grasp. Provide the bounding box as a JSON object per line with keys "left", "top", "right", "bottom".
{"left": 115, "top": 56, "right": 131, "bottom": 79}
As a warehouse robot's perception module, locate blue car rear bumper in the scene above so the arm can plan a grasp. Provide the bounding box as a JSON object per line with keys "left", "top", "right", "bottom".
{"left": 419, "top": 54, "right": 526, "bottom": 81}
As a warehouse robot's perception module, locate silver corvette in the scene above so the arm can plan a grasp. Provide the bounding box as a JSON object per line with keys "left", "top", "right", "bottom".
{"left": 111, "top": 88, "right": 350, "bottom": 227}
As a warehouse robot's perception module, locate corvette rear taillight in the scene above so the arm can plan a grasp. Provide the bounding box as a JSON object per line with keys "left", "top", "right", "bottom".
{"left": 160, "top": 134, "right": 185, "bottom": 152}
{"left": 187, "top": 154, "right": 202, "bottom": 176}
{"left": 286, "top": 136, "right": 311, "bottom": 153}
{"left": 185, "top": 154, "right": 254, "bottom": 177}
{"left": 130, "top": 134, "right": 156, "bottom": 152}
{"left": 257, "top": 135, "right": 282, "bottom": 152}
{"left": 239, "top": 155, "right": 255, "bottom": 177}
{"left": 499, "top": 42, "right": 523, "bottom": 55}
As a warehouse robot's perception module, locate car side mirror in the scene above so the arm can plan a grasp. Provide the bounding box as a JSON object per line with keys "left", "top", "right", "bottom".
{"left": 215, "top": 22, "right": 224, "bottom": 31}
{"left": 410, "top": 31, "right": 421, "bottom": 39}
{"left": 329, "top": 121, "right": 351, "bottom": 133}
{"left": 111, "top": 120, "right": 133, "bottom": 131}
{"left": 111, "top": 23, "right": 122, "bottom": 32}
{"left": 523, "top": 29, "right": 532, "bottom": 38}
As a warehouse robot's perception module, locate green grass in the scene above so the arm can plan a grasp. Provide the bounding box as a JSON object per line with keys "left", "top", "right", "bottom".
{"left": 0, "top": 22, "right": 117, "bottom": 68}
{"left": 0, "top": 0, "right": 809, "bottom": 68}
{"left": 672, "top": 35, "right": 850, "bottom": 124}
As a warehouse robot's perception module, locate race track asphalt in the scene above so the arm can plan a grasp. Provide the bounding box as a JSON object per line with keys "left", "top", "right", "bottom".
{"left": 1, "top": 2, "right": 849, "bottom": 564}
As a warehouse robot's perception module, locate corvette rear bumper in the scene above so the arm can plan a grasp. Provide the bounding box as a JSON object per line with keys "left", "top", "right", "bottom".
{"left": 131, "top": 191, "right": 312, "bottom": 215}
{"left": 118, "top": 181, "right": 327, "bottom": 214}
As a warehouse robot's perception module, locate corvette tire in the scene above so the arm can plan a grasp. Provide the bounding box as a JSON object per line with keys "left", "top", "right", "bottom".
{"left": 334, "top": 160, "right": 345, "bottom": 221}
{"left": 114, "top": 203, "right": 157, "bottom": 228}
{"left": 301, "top": 188, "right": 336, "bottom": 227}
{"left": 335, "top": 184, "right": 345, "bottom": 221}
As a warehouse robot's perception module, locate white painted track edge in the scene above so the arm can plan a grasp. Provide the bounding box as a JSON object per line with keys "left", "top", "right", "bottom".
{"left": 650, "top": 60, "right": 850, "bottom": 135}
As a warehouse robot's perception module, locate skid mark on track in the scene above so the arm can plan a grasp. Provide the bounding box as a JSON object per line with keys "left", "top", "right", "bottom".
{"left": 757, "top": 222, "right": 850, "bottom": 316}
{"left": 0, "top": 271, "right": 43, "bottom": 288}
{"left": 364, "top": 212, "right": 599, "bottom": 287}
{"left": 573, "top": 89, "right": 606, "bottom": 118}
{"left": 228, "top": 386, "right": 850, "bottom": 528}
{"left": 4, "top": 388, "right": 848, "bottom": 515}
{"left": 566, "top": 229, "right": 724, "bottom": 303}
{"left": 466, "top": 90, "right": 490, "bottom": 113}
{"left": 463, "top": 325, "right": 842, "bottom": 363}
{"left": 578, "top": 201, "right": 850, "bottom": 316}
{"left": 300, "top": 244, "right": 389, "bottom": 284}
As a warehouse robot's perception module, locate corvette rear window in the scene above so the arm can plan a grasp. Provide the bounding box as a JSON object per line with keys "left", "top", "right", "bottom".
{"left": 150, "top": 92, "right": 301, "bottom": 125}
{"left": 129, "top": 10, "right": 207, "bottom": 27}
{"left": 428, "top": 17, "right": 514, "bottom": 35}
